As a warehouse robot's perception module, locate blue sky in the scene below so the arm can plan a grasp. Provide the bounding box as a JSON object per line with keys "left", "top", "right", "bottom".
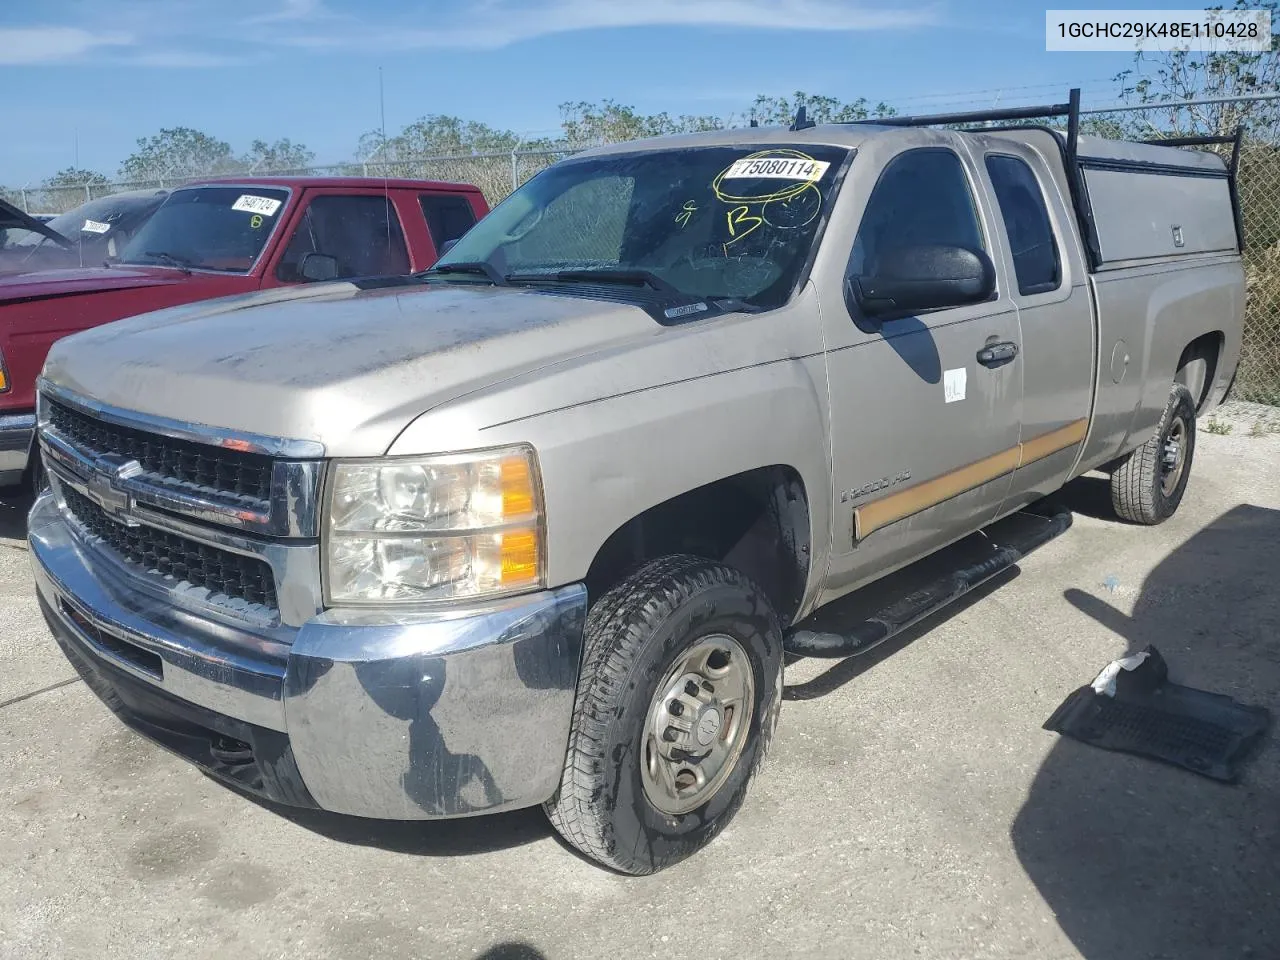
{"left": 1, "top": 0, "right": 1177, "bottom": 184}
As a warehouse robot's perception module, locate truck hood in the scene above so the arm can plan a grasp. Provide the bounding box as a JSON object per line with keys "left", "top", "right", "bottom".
{"left": 43, "top": 280, "right": 662, "bottom": 457}
{"left": 0, "top": 265, "right": 183, "bottom": 303}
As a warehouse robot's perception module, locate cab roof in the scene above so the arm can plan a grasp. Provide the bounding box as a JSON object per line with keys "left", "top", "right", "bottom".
{"left": 576, "top": 124, "right": 891, "bottom": 157}
{"left": 186, "top": 175, "right": 483, "bottom": 193}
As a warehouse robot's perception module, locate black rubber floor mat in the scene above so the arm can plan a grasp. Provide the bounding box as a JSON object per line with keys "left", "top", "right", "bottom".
{"left": 1045, "top": 645, "right": 1271, "bottom": 782}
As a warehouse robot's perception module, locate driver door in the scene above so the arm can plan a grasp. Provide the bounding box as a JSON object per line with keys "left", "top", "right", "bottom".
{"left": 819, "top": 144, "right": 1023, "bottom": 601}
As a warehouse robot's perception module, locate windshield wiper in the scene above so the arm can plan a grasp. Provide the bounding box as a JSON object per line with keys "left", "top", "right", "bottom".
{"left": 143, "top": 251, "right": 193, "bottom": 275}
{"left": 421, "top": 261, "right": 508, "bottom": 285}
{"left": 507, "top": 267, "right": 682, "bottom": 295}
{"left": 705, "top": 295, "right": 763, "bottom": 314}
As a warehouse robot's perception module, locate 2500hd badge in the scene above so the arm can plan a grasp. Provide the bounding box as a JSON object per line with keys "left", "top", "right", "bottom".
{"left": 841, "top": 470, "right": 913, "bottom": 503}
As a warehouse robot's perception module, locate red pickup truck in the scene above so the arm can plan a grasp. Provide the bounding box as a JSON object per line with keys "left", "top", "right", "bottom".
{"left": 0, "top": 175, "right": 489, "bottom": 486}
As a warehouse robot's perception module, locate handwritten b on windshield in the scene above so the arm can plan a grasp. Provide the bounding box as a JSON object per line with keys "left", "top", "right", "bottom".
{"left": 724, "top": 205, "right": 764, "bottom": 249}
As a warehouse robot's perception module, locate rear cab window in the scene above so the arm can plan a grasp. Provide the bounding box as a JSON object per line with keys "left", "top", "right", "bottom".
{"left": 984, "top": 154, "right": 1062, "bottom": 296}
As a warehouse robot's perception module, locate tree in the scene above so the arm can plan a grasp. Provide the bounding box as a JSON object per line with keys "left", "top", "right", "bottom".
{"left": 1112, "top": 0, "right": 1280, "bottom": 140}
{"left": 357, "top": 115, "right": 524, "bottom": 162}
{"left": 119, "top": 127, "right": 237, "bottom": 181}
{"left": 42, "top": 167, "right": 109, "bottom": 188}
{"left": 749, "top": 92, "right": 895, "bottom": 126}
{"left": 241, "top": 138, "right": 315, "bottom": 172}
{"left": 558, "top": 100, "right": 724, "bottom": 144}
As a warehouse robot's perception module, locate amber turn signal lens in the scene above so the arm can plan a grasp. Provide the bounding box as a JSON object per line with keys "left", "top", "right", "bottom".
{"left": 500, "top": 455, "right": 536, "bottom": 518}
{"left": 499, "top": 528, "right": 540, "bottom": 585}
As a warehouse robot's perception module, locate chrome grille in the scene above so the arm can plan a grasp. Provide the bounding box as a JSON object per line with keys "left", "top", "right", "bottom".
{"left": 62, "top": 484, "right": 278, "bottom": 611}
{"left": 49, "top": 399, "right": 274, "bottom": 502}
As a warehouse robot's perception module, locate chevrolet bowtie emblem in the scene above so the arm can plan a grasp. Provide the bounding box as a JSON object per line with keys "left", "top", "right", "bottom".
{"left": 85, "top": 454, "right": 144, "bottom": 526}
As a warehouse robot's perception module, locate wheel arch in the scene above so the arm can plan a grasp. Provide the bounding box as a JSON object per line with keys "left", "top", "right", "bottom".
{"left": 1174, "top": 330, "right": 1224, "bottom": 412}
{"left": 584, "top": 465, "right": 813, "bottom": 626}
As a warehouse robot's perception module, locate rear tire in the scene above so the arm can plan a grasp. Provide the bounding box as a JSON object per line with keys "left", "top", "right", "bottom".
{"left": 545, "top": 555, "right": 783, "bottom": 874}
{"left": 1110, "top": 383, "right": 1197, "bottom": 525}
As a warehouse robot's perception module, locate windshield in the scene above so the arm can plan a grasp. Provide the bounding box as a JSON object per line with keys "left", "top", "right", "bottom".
{"left": 42, "top": 193, "right": 163, "bottom": 244}
{"left": 119, "top": 186, "right": 289, "bottom": 273}
{"left": 435, "top": 144, "right": 850, "bottom": 310}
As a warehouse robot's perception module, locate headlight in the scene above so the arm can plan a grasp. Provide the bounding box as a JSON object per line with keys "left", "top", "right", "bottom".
{"left": 324, "top": 445, "right": 544, "bottom": 604}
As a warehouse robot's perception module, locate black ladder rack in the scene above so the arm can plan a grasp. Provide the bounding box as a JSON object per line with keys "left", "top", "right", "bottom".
{"left": 822, "top": 88, "right": 1246, "bottom": 265}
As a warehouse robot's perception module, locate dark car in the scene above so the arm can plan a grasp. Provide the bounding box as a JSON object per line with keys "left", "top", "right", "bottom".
{"left": 0, "top": 189, "right": 168, "bottom": 274}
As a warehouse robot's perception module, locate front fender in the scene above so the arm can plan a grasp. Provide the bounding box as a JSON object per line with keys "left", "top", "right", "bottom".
{"left": 391, "top": 354, "right": 833, "bottom": 618}
{"left": 524, "top": 357, "right": 832, "bottom": 596}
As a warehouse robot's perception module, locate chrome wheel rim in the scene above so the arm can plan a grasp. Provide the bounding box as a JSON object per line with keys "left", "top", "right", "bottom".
{"left": 641, "top": 634, "right": 755, "bottom": 816}
{"left": 1161, "top": 416, "right": 1188, "bottom": 497}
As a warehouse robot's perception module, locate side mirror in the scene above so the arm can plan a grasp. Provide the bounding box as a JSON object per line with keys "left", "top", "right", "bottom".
{"left": 849, "top": 245, "right": 995, "bottom": 321}
{"left": 299, "top": 251, "right": 339, "bottom": 282}
{"left": 438, "top": 238, "right": 460, "bottom": 256}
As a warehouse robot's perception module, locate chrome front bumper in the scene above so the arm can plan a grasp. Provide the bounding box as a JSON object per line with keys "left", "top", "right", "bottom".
{"left": 29, "top": 492, "right": 587, "bottom": 819}
{"left": 0, "top": 411, "right": 35, "bottom": 486}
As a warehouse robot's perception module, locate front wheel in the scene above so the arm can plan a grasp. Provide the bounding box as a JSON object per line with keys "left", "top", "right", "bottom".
{"left": 545, "top": 555, "right": 783, "bottom": 874}
{"left": 1110, "top": 382, "right": 1197, "bottom": 525}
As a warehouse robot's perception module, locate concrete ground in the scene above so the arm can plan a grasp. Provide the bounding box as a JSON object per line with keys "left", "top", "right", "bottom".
{"left": 1, "top": 404, "right": 1276, "bottom": 960}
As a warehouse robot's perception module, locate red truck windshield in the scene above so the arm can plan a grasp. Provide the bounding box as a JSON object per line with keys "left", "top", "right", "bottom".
{"left": 118, "top": 186, "right": 290, "bottom": 274}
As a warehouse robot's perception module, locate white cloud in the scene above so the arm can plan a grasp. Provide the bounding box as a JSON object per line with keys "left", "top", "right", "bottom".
{"left": 244, "top": 0, "right": 337, "bottom": 25}
{"left": 281, "top": 0, "right": 941, "bottom": 50}
{"left": 1, "top": 1, "right": 940, "bottom": 65}
{"left": 0, "top": 26, "right": 133, "bottom": 64}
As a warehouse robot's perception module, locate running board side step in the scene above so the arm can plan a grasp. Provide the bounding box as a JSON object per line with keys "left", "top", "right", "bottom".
{"left": 785, "top": 504, "right": 1073, "bottom": 659}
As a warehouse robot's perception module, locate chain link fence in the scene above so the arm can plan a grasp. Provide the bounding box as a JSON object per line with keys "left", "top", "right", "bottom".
{"left": 1236, "top": 144, "right": 1280, "bottom": 403}
{"left": 2, "top": 147, "right": 585, "bottom": 216}
{"left": 6, "top": 104, "right": 1280, "bottom": 402}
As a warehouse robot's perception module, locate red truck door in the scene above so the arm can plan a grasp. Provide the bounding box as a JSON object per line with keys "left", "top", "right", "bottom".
{"left": 264, "top": 187, "right": 414, "bottom": 285}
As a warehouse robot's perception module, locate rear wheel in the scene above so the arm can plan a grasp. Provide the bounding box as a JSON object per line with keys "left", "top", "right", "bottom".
{"left": 545, "top": 555, "right": 783, "bottom": 874}
{"left": 1110, "top": 383, "right": 1197, "bottom": 525}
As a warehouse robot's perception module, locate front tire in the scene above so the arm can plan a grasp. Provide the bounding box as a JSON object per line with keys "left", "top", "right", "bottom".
{"left": 545, "top": 555, "right": 783, "bottom": 874}
{"left": 1110, "top": 383, "right": 1197, "bottom": 525}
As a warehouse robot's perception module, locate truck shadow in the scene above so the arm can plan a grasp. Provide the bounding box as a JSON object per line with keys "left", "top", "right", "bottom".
{"left": 227, "top": 780, "right": 554, "bottom": 857}
{"left": 783, "top": 568, "right": 1019, "bottom": 701}
{"left": 1012, "top": 503, "right": 1279, "bottom": 960}
{"left": 0, "top": 488, "right": 33, "bottom": 541}
{"left": 475, "top": 944, "right": 549, "bottom": 960}
{"left": 1048, "top": 473, "right": 1117, "bottom": 521}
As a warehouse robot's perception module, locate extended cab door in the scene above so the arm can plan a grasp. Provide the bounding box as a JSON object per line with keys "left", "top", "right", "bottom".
{"left": 818, "top": 139, "right": 1024, "bottom": 602}
{"left": 968, "top": 137, "right": 1093, "bottom": 511}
